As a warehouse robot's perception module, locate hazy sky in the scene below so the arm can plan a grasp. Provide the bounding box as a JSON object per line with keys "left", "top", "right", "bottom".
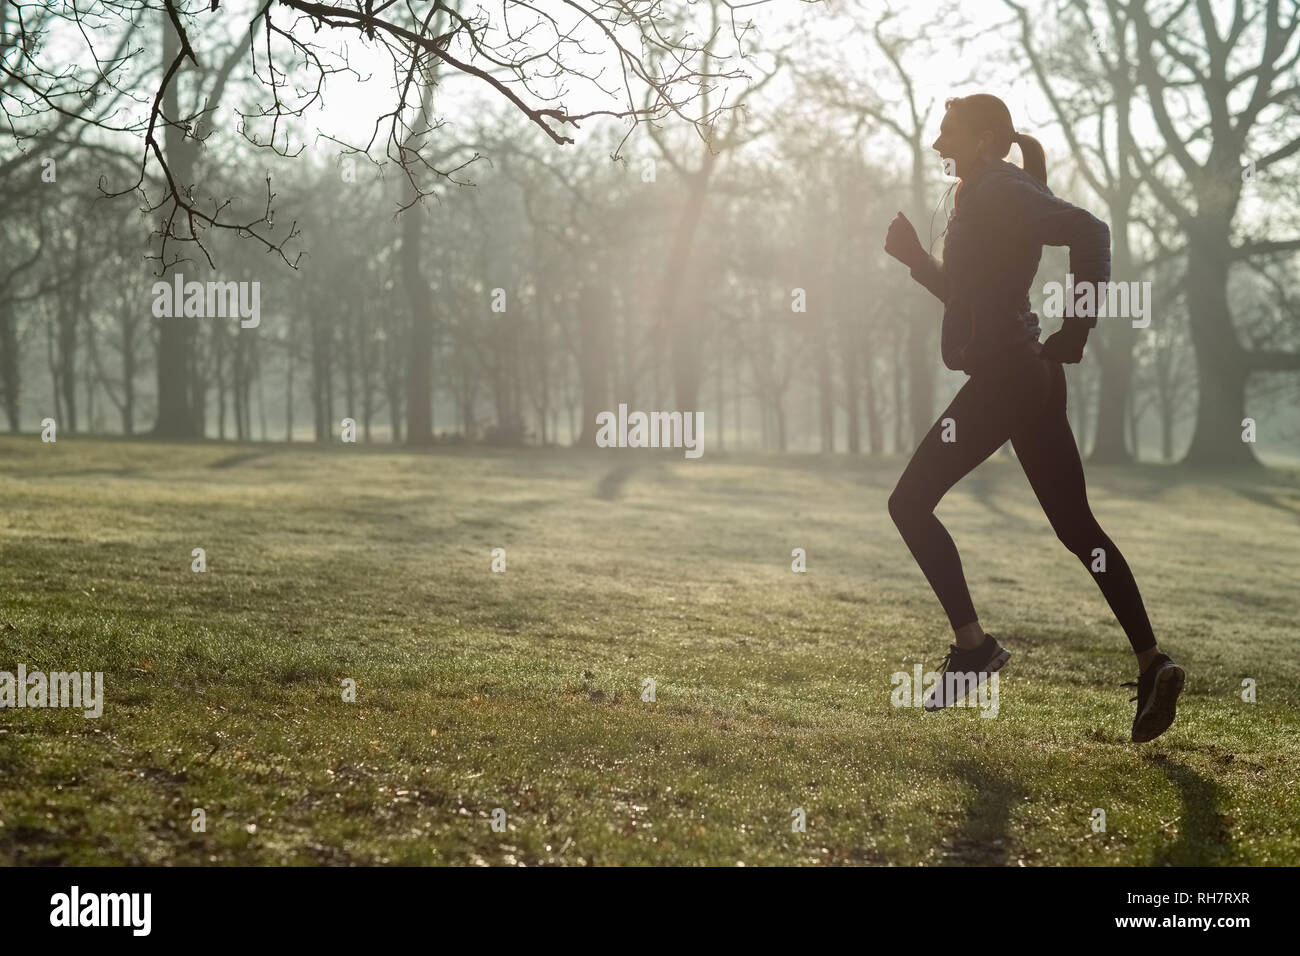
{"left": 285, "top": 0, "right": 1054, "bottom": 169}
{"left": 48, "top": 1, "right": 1267, "bottom": 214}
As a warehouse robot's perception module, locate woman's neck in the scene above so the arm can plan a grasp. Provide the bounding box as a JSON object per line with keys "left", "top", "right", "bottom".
{"left": 961, "top": 156, "right": 996, "bottom": 187}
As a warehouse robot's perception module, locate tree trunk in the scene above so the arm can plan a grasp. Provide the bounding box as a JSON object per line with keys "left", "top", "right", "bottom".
{"left": 1, "top": 301, "right": 18, "bottom": 431}
{"left": 733, "top": 355, "right": 742, "bottom": 450}
{"left": 152, "top": 12, "right": 200, "bottom": 438}
{"left": 892, "top": 323, "right": 906, "bottom": 453}
{"left": 657, "top": 159, "right": 715, "bottom": 412}
{"left": 714, "top": 352, "right": 724, "bottom": 452}
{"left": 576, "top": 282, "right": 610, "bottom": 446}
{"left": 818, "top": 330, "right": 834, "bottom": 453}
{"left": 1089, "top": 208, "right": 1136, "bottom": 463}
{"left": 863, "top": 341, "right": 882, "bottom": 456}
{"left": 285, "top": 314, "right": 295, "bottom": 442}
{"left": 216, "top": 325, "right": 227, "bottom": 440}
{"left": 57, "top": 297, "right": 77, "bottom": 433}
{"left": 401, "top": 76, "right": 436, "bottom": 447}
{"left": 121, "top": 300, "right": 135, "bottom": 435}
{"left": 1181, "top": 236, "right": 1256, "bottom": 467}
{"left": 1160, "top": 406, "right": 1174, "bottom": 462}
{"left": 255, "top": 336, "right": 267, "bottom": 440}
{"left": 842, "top": 330, "right": 861, "bottom": 455}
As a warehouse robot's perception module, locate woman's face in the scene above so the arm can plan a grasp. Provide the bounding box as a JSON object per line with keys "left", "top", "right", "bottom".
{"left": 932, "top": 109, "right": 994, "bottom": 180}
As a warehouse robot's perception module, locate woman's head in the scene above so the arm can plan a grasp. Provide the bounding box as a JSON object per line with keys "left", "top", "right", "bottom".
{"left": 932, "top": 93, "right": 1046, "bottom": 185}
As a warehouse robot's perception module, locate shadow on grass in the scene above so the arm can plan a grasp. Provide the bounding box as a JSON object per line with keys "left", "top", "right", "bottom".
{"left": 1214, "top": 482, "right": 1300, "bottom": 524}
{"left": 965, "top": 466, "right": 1037, "bottom": 531}
{"left": 38, "top": 467, "right": 146, "bottom": 480}
{"left": 209, "top": 450, "right": 274, "bottom": 470}
{"left": 596, "top": 463, "right": 639, "bottom": 500}
{"left": 936, "top": 759, "right": 1029, "bottom": 866}
{"left": 1148, "top": 756, "right": 1234, "bottom": 865}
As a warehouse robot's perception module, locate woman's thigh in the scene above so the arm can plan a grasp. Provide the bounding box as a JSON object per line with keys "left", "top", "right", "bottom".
{"left": 1011, "top": 359, "right": 1090, "bottom": 521}
{"left": 893, "top": 371, "right": 1024, "bottom": 512}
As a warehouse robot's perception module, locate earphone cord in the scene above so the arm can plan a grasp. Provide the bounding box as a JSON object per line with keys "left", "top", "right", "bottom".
{"left": 926, "top": 180, "right": 960, "bottom": 257}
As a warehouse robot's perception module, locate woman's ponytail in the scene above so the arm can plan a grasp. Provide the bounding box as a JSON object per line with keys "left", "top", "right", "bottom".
{"left": 946, "top": 95, "right": 1049, "bottom": 186}
{"left": 1012, "top": 130, "right": 1047, "bottom": 186}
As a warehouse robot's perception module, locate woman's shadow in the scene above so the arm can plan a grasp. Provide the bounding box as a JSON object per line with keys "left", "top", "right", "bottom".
{"left": 1146, "top": 755, "right": 1234, "bottom": 866}
{"left": 941, "top": 754, "right": 1232, "bottom": 865}
{"left": 939, "top": 760, "right": 1027, "bottom": 865}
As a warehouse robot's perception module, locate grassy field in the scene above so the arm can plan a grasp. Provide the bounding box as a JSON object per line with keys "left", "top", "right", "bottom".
{"left": 0, "top": 435, "right": 1297, "bottom": 866}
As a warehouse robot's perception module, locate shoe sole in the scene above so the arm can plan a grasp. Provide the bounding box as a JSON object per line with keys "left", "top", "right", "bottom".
{"left": 1132, "top": 663, "right": 1185, "bottom": 743}
{"left": 923, "top": 647, "right": 1011, "bottom": 712}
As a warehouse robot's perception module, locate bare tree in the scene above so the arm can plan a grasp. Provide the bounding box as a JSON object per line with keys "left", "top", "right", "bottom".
{"left": 643, "top": 0, "right": 791, "bottom": 414}
{"left": 1124, "top": 0, "right": 1300, "bottom": 466}
{"left": 1004, "top": 0, "right": 1157, "bottom": 464}
{"left": 799, "top": 0, "right": 969, "bottom": 451}
{"left": 0, "top": 197, "right": 48, "bottom": 431}
{"left": 6, "top": 0, "right": 775, "bottom": 439}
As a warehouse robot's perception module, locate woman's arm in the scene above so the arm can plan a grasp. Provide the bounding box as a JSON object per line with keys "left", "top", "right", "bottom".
{"left": 909, "top": 254, "right": 949, "bottom": 302}
{"left": 885, "top": 211, "right": 948, "bottom": 302}
{"left": 991, "top": 175, "right": 1111, "bottom": 362}
{"left": 997, "top": 176, "right": 1112, "bottom": 331}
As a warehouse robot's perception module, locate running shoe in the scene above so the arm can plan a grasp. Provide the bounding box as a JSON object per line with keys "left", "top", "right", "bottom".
{"left": 923, "top": 633, "right": 1011, "bottom": 712}
{"left": 1124, "top": 653, "right": 1185, "bottom": 743}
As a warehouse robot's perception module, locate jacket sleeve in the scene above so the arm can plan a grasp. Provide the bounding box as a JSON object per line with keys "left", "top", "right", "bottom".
{"left": 909, "top": 254, "right": 949, "bottom": 303}
{"left": 993, "top": 176, "right": 1111, "bottom": 330}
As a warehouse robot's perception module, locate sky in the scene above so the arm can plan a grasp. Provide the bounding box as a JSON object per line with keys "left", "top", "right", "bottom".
{"left": 29, "top": 0, "right": 1139, "bottom": 186}
{"left": 268, "top": 0, "right": 1053, "bottom": 170}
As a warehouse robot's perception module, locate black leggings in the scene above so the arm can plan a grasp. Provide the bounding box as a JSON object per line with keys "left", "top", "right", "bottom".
{"left": 888, "top": 341, "right": 1157, "bottom": 654}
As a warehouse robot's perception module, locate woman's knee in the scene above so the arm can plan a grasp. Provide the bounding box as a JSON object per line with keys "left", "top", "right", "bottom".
{"left": 1052, "top": 513, "right": 1103, "bottom": 557}
{"left": 888, "top": 482, "right": 931, "bottom": 528}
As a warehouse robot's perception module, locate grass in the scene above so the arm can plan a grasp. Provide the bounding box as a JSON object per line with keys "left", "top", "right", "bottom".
{"left": 0, "top": 435, "right": 1298, "bottom": 865}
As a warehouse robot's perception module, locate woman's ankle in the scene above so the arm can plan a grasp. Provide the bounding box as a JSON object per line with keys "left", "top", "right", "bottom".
{"left": 1136, "top": 646, "right": 1162, "bottom": 673}
{"left": 954, "top": 620, "right": 986, "bottom": 650}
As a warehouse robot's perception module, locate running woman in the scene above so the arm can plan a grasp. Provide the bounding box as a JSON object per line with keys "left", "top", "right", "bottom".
{"left": 882, "top": 93, "right": 1184, "bottom": 742}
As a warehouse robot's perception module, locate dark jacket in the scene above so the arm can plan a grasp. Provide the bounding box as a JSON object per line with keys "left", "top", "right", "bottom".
{"left": 909, "top": 158, "right": 1111, "bottom": 373}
